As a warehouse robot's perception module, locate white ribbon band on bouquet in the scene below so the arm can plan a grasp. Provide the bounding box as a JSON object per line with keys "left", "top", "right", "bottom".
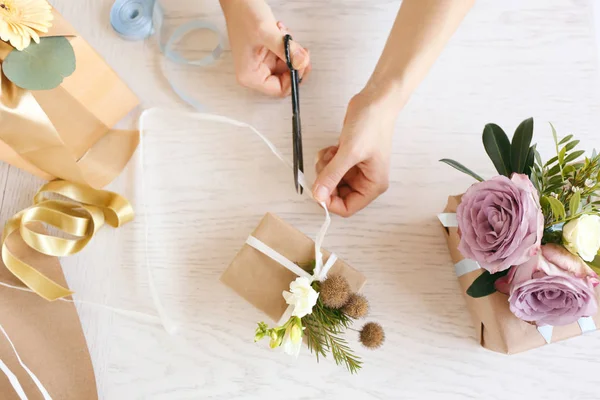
{"left": 438, "top": 212, "right": 598, "bottom": 344}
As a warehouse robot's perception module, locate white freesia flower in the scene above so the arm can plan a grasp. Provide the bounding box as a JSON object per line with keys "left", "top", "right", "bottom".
{"left": 282, "top": 320, "right": 303, "bottom": 357}
{"left": 563, "top": 214, "right": 600, "bottom": 262}
{"left": 282, "top": 276, "right": 318, "bottom": 318}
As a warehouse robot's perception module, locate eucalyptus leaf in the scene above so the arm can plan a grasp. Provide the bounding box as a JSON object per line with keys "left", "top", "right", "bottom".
{"left": 548, "top": 175, "right": 564, "bottom": 185}
{"left": 558, "top": 134, "right": 573, "bottom": 145}
{"left": 569, "top": 191, "right": 581, "bottom": 215}
{"left": 543, "top": 195, "right": 566, "bottom": 221}
{"left": 544, "top": 156, "right": 558, "bottom": 167}
{"left": 593, "top": 149, "right": 598, "bottom": 158}
{"left": 511, "top": 118, "right": 534, "bottom": 174}
{"left": 439, "top": 159, "right": 484, "bottom": 182}
{"left": 534, "top": 149, "right": 543, "bottom": 167}
{"left": 564, "top": 150, "right": 586, "bottom": 164}
{"left": 466, "top": 269, "right": 510, "bottom": 298}
{"left": 550, "top": 123, "right": 559, "bottom": 146}
{"left": 563, "top": 140, "right": 580, "bottom": 152}
{"left": 548, "top": 164, "right": 561, "bottom": 176}
{"left": 545, "top": 184, "right": 564, "bottom": 193}
{"left": 559, "top": 147, "right": 566, "bottom": 165}
{"left": 482, "top": 123, "right": 512, "bottom": 177}
{"left": 563, "top": 165, "right": 576, "bottom": 175}
{"left": 2, "top": 37, "right": 76, "bottom": 90}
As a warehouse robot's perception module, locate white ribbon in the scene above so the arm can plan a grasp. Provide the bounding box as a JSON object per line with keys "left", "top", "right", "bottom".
{"left": 536, "top": 317, "right": 597, "bottom": 344}
{"left": 0, "top": 323, "right": 53, "bottom": 400}
{"left": 438, "top": 213, "right": 458, "bottom": 228}
{"left": 138, "top": 108, "right": 338, "bottom": 330}
{"left": 0, "top": 280, "right": 163, "bottom": 399}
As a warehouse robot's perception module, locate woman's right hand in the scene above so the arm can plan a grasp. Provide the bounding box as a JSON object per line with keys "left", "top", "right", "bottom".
{"left": 220, "top": 0, "right": 311, "bottom": 97}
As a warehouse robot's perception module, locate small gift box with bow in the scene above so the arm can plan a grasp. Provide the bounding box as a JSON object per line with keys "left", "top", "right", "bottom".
{"left": 222, "top": 213, "right": 385, "bottom": 373}
{"left": 0, "top": 4, "right": 139, "bottom": 188}
{"left": 221, "top": 213, "right": 366, "bottom": 323}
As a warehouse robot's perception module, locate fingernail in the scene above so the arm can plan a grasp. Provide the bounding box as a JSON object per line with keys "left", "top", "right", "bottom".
{"left": 323, "top": 149, "right": 334, "bottom": 162}
{"left": 313, "top": 184, "right": 329, "bottom": 202}
{"left": 292, "top": 49, "right": 307, "bottom": 69}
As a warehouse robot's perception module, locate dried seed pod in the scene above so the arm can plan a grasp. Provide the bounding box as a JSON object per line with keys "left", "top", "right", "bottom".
{"left": 359, "top": 322, "right": 385, "bottom": 349}
{"left": 342, "top": 293, "right": 369, "bottom": 319}
{"left": 319, "top": 275, "right": 351, "bottom": 309}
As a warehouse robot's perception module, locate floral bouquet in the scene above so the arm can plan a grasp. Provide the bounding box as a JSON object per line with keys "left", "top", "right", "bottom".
{"left": 440, "top": 118, "right": 600, "bottom": 352}
{"left": 254, "top": 271, "right": 384, "bottom": 374}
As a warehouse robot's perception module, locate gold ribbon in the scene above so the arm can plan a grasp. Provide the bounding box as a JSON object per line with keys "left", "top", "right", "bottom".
{"left": 0, "top": 8, "right": 140, "bottom": 188}
{"left": 1, "top": 180, "right": 134, "bottom": 301}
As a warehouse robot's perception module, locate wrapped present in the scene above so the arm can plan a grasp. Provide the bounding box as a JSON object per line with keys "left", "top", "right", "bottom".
{"left": 0, "top": 7, "right": 139, "bottom": 188}
{"left": 221, "top": 213, "right": 366, "bottom": 323}
{"left": 222, "top": 213, "right": 386, "bottom": 373}
{"left": 0, "top": 222, "right": 97, "bottom": 399}
{"left": 439, "top": 118, "right": 600, "bottom": 354}
{"left": 441, "top": 196, "right": 600, "bottom": 354}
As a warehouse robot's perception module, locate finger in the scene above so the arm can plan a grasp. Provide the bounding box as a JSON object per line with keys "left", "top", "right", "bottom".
{"left": 261, "top": 22, "right": 310, "bottom": 70}
{"left": 312, "top": 147, "right": 358, "bottom": 203}
{"left": 274, "top": 58, "right": 288, "bottom": 75}
{"left": 329, "top": 190, "right": 376, "bottom": 217}
{"left": 315, "top": 146, "right": 338, "bottom": 174}
{"left": 248, "top": 62, "right": 291, "bottom": 97}
{"left": 299, "top": 54, "right": 312, "bottom": 83}
{"left": 337, "top": 185, "right": 353, "bottom": 198}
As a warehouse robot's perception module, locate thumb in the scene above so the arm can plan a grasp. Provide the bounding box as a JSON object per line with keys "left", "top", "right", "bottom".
{"left": 262, "top": 25, "right": 310, "bottom": 70}
{"left": 312, "top": 148, "right": 356, "bottom": 203}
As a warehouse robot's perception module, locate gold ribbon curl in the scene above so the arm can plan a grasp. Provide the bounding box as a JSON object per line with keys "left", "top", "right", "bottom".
{"left": 1, "top": 180, "right": 134, "bottom": 301}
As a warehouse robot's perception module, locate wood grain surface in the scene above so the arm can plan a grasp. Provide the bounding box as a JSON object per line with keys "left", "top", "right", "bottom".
{"left": 2, "top": 0, "right": 600, "bottom": 398}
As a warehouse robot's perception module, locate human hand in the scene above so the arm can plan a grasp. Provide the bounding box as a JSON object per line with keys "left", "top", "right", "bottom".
{"left": 220, "top": 0, "right": 311, "bottom": 97}
{"left": 312, "top": 92, "right": 396, "bottom": 217}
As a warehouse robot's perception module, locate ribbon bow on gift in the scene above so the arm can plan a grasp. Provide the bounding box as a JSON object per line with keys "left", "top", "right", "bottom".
{"left": 0, "top": 8, "right": 139, "bottom": 189}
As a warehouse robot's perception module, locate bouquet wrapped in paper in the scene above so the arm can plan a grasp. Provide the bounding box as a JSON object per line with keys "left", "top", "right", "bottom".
{"left": 440, "top": 118, "right": 600, "bottom": 353}
{"left": 222, "top": 213, "right": 385, "bottom": 373}
{"left": 0, "top": 3, "right": 139, "bottom": 188}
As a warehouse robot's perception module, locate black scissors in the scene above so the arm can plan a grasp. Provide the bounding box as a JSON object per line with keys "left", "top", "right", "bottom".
{"left": 284, "top": 34, "right": 304, "bottom": 194}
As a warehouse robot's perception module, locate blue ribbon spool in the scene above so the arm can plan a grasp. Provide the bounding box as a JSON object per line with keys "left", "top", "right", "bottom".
{"left": 110, "top": 0, "right": 155, "bottom": 41}
{"left": 110, "top": 0, "right": 225, "bottom": 109}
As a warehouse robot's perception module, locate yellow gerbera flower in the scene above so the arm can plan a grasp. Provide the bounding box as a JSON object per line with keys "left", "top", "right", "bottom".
{"left": 0, "top": 0, "right": 53, "bottom": 51}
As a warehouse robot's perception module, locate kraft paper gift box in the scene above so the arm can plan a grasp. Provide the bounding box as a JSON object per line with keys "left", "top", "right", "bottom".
{"left": 0, "top": 223, "right": 97, "bottom": 400}
{"left": 441, "top": 195, "right": 600, "bottom": 354}
{"left": 0, "top": 7, "right": 139, "bottom": 188}
{"left": 221, "top": 213, "right": 367, "bottom": 323}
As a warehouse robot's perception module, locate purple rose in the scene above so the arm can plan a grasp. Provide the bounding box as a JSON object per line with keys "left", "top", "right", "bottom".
{"left": 457, "top": 174, "right": 544, "bottom": 273}
{"left": 508, "top": 244, "right": 598, "bottom": 326}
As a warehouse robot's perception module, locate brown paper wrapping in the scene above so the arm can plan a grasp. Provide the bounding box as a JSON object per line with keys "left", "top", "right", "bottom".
{"left": 442, "top": 195, "right": 600, "bottom": 354}
{"left": 0, "top": 8, "right": 139, "bottom": 188}
{"left": 221, "top": 213, "right": 367, "bottom": 323}
{"left": 0, "top": 223, "right": 97, "bottom": 399}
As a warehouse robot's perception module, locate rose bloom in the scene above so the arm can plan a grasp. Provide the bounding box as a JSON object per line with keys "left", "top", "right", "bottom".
{"left": 506, "top": 244, "right": 598, "bottom": 326}
{"left": 563, "top": 214, "right": 600, "bottom": 262}
{"left": 457, "top": 174, "right": 544, "bottom": 273}
{"left": 282, "top": 277, "right": 318, "bottom": 318}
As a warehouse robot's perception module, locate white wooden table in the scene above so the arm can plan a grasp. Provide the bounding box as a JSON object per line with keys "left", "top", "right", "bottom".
{"left": 3, "top": 0, "right": 600, "bottom": 398}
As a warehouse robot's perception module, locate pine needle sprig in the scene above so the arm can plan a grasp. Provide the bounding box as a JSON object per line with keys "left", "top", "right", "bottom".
{"left": 302, "top": 297, "right": 362, "bottom": 373}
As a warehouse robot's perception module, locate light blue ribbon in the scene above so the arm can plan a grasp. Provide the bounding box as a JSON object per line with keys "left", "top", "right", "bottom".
{"left": 110, "top": 0, "right": 225, "bottom": 110}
